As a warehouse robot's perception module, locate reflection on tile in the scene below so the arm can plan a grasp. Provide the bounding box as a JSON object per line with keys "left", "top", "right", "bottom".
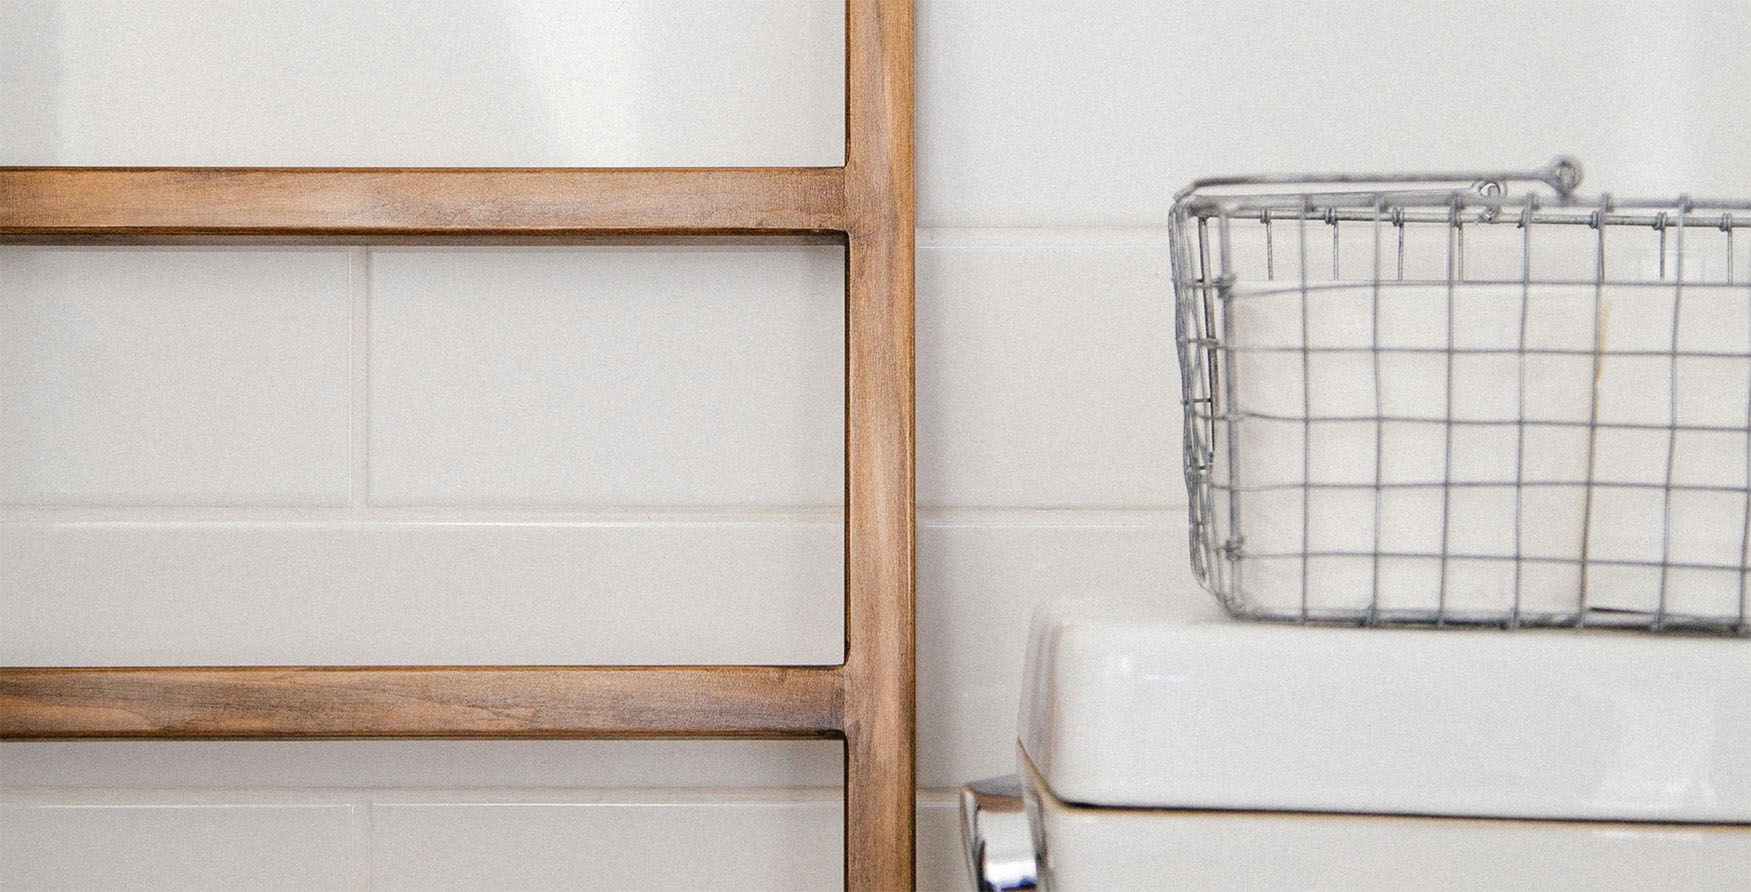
{"left": 371, "top": 795, "right": 840, "bottom": 892}
{"left": 3, "top": 521, "right": 842, "bottom": 666}
{"left": 918, "top": 516, "right": 1216, "bottom": 787}
{"left": 369, "top": 247, "right": 843, "bottom": 507}
{"left": 916, "top": 0, "right": 1176, "bottom": 226}
{"left": 917, "top": 0, "right": 1751, "bottom": 226}
{"left": 0, "top": 740, "right": 842, "bottom": 791}
{"left": 917, "top": 798, "right": 972, "bottom": 892}
{"left": 0, "top": 0, "right": 842, "bottom": 166}
{"left": 918, "top": 243, "right": 1177, "bottom": 507}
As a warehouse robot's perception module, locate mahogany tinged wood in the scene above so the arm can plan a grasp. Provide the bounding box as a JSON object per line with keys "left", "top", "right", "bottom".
{"left": 0, "top": 1, "right": 915, "bottom": 888}
{"left": 0, "top": 666, "right": 842, "bottom": 739}
{"left": 0, "top": 167, "right": 846, "bottom": 241}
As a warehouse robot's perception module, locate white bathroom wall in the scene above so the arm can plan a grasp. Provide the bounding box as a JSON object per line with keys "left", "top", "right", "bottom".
{"left": 4, "top": 1, "right": 1750, "bottom": 889}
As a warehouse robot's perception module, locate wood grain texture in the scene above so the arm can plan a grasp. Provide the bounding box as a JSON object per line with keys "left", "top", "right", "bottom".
{"left": 0, "top": 666, "right": 842, "bottom": 739}
{"left": 0, "top": 167, "right": 846, "bottom": 240}
{"left": 842, "top": 0, "right": 918, "bottom": 889}
{"left": 0, "top": 0, "right": 916, "bottom": 885}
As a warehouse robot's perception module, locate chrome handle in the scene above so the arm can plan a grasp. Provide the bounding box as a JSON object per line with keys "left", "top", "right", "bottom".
{"left": 960, "top": 775, "right": 1040, "bottom": 891}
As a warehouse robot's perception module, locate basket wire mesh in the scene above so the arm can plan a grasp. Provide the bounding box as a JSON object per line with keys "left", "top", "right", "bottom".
{"left": 1173, "top": 158, "right": 1751, "bottom": 634}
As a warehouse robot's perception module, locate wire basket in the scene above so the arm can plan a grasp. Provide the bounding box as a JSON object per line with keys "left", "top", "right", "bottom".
{"left": 1173, "top": 157, "right": 1751, "bottom": 634}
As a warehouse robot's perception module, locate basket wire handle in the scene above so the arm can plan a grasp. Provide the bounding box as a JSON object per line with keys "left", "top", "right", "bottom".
{"left": 1176, "top": 156, "right": 1584, "bottom": 203}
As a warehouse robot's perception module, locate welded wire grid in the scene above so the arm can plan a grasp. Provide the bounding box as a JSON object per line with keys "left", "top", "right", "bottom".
{"left": 1173, "top": 159, "right": 1751, "bottom": 633}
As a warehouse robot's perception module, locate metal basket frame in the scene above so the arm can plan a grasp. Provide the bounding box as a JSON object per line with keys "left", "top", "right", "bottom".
{"left": 1173, "top": 158, "right": 1751, "bottom": 634}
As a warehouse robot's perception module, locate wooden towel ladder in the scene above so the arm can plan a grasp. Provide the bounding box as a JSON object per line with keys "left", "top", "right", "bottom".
{"left": 0, "top": 1, "right": 917, "bottom": 888}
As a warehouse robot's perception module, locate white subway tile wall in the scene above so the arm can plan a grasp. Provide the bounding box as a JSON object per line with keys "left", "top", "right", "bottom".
{"left": 0, "top": 741, "right": 846, "bottom": 790}
{"left": 1, "top": 248, "right": 353, "bottom": 505}
{"left": 916, "top": 0, "right": 1751, "bottom": 227}
{"left": 367, "top": 794, "right": 844, "bottom": 891}
{"left": 916, "top": 241, "right": 1175, "bottom": 507}
{"left": 367, "top": 247, "right": 844, "bottom": 507}
{"left": 5, "top": 1, "right": 1751, "bottom": 890}
{"left": 0, "top": 796, "right": 364, "bottom": 892}
{"left": 2, "top": 520, "right": 845, "bottom": 666}
{"left": 0, "top": 0, "right": 843, "bottom": 167}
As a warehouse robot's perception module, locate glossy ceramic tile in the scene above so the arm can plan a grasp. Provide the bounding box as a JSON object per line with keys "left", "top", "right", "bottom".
{"left": 0, "top": 790, "right": 965, "bottom": 892}
{"left": 916, "top": 0, "right": 1751, "bottom": 227}
{"left": 370, "top": 796, "right": 967, "bottom": 892}
{"left": 915, "top": 798, "right": 971, "bottom": 892}
{"left": 0, "top": 515, "right": 1183, "bottom": 785}
{"left": 917, "top": 242, "right": 1177, "bottom": 508}
{"left": 0, "top": 796, "right": 359, "bottom": 892}
{"left": 0, "top": 0, "right": 842, "bottom": 166}
{"left": 370, "top": 793, "right": 841, "bottom": 892}
{"left": 2, "top": 520, "right": 843, "bottom": 665}
{"left": 0, "top": 740, "right": 842, "bottom": 790}
{"left": 914, "top": 0, "right": 1175, "bottom": 226}
{"left": 918, "top": 514, "right": 1194, "bottom": 788}
{"left": 368, "top": 246, "right": 843, "bottom": 507}
{"left": 0, "top": 247, "right": 352, "bottom": 505}
{"left": 9, "top": 1, "right": 1749, "bottom": 887}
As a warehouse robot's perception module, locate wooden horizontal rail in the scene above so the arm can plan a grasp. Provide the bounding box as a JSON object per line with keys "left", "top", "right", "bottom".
{"left": 0, "top": 665, "right": 843, "bottom": 740}
{"left": 0, "top": 167, "right": 847, "bottom": 241}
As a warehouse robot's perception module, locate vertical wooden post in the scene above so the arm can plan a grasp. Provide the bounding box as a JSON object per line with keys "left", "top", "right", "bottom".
{"left": 843, "top": 1, "right": 916, "bottom": 889}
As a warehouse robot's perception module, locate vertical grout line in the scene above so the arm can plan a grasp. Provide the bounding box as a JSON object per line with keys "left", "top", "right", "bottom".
{"left": 350, "top": 248, "right": 372, "bottom": 512}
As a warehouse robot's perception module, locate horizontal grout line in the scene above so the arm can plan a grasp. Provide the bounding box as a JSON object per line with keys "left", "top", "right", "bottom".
{"left": 3, "top": 786, "right": 971, "bottom": 807}
{"left": 0, "top": 505, "right": 845, "bottom": 525}
{"left": 5, "top": 227, "right": 1171, "bottom": 250}
{"left": 355, "top": 787, "right": 850, "bottom": 807}
{"left": 0, "top": 788, "right": 846, "bottom": 806}
{"left": 921, "top": 506, "right": 1182, "bottom": 526}
{"left": 0, "top": 506, "right": 1188, "bottom": 526}
{"left": 917, "top": 226, "right": 1170, "bottom": 248}
{"left": 916, "top": 788, "right": 964, "bottom": 805}
{"left": 0, "top": 789, "right": 368, "bottom": 806}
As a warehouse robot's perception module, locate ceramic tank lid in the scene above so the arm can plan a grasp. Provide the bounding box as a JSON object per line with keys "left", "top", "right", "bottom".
{"left": 1019, "top": 594, "right": 1751, "bottom": 822}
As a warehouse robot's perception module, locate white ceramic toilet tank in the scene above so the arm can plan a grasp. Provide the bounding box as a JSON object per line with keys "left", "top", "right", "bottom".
{"left": 962, "top": 595, "right": 1751, "bottom": 890}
